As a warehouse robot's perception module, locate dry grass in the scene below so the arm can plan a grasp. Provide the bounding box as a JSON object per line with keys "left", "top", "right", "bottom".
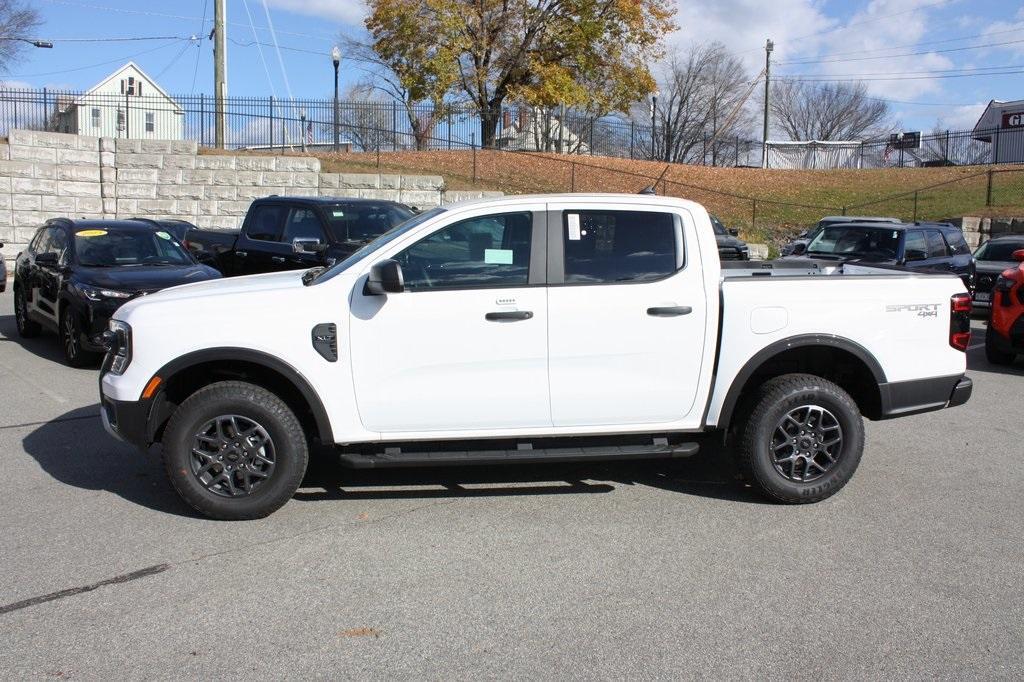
{"left": 201, "top": 147, "right": 1024, "bottom": 246}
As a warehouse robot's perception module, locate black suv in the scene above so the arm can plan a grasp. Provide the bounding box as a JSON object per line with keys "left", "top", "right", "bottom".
{"left": 786, "top": 221, "right": 974, "bottom": 287}
{"left": 972, "top": 235, "right": 1024, "bottom": 310}
{"left": 13, "top": 219, "right": 221, "bottom": 366}
{"left": 710, "top": 214, "right": 749, "bottom": 261}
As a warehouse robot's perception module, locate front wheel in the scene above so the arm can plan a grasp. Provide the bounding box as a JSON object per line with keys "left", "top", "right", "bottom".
{"left": 985, "top": 325, "right": 1015, "bottom": 365}
{"left": 60, "top": 308, "right": 98, "bottom": 368}
{"left": 162, "top": 381, "right": 309, "bottom": 520}
{"left": 737, "top": 373, "right": 865, "bottom": 504}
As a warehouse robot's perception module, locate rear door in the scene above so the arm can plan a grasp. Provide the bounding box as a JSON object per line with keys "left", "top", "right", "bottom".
{"left": 545, "top": 203, "right": 708, "bottom": 427}
{"left": 236, "top": 203, "right": 288, "bottom": 274}
{"left": 348, "top": 205, "right": 550, "bottom": 434}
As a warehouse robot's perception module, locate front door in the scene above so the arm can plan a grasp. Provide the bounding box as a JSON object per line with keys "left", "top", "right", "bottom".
{"left": 545, "top": 204, "right": 708, "bottom": 427}
{"left": 349, "top": 206, "right": 550, "bottom": 434}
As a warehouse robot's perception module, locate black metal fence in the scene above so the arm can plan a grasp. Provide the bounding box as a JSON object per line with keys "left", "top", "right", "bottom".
{"left": 1, "top": 87, "right": 1021, "bottom": 171}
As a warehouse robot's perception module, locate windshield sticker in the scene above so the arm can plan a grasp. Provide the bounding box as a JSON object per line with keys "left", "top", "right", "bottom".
{"left": 76, "top": 229, "right": 107, "bottom": 237}
{"left": 156, "top": 231, "right": 172, "bottom": 240}
{"left": 332, "top": 210, "right": 345, "bottom": 217}
{"left": 567, "top": 213, "right": 581, "bottom": 240}
{"left": 484, "top": 249, "right": 514, "bottom": 265}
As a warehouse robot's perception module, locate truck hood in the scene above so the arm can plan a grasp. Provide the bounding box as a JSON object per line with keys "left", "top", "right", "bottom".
{"left": 126, "top": 268, "right": 307, "bottom": 304}
{"left": 75, "top": 264, "right": 220, "bottom": 292}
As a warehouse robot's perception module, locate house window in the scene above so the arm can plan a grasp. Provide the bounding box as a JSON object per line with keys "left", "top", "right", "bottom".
{"left": 91, "top": 108, "right": 101, "bottom": 128}
{"left": 145, "top": 112, "right": 154, "bottom": 133}
{"left": 120, "top": 76, "right": 141, "bottom": 96}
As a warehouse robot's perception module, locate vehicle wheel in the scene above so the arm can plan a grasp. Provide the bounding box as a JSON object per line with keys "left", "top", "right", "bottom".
{"left": 14, "top": 285, "right": 41, "bottom": 338}
{"left": 737, "top": 373, "right": 864, "bottom": 504}
{"left": 60, "top": 308, "right": 96, "bottom": 368}
{"left": 985, "top": 325, "right": 1015, "bottom": 365}
{"left": 162, "top": 381, "right": 309, "bottom": 520}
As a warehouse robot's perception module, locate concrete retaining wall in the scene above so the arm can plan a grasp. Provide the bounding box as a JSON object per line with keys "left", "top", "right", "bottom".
{"left": 946, "top": 216, "right": 1024, "bottom": 249}
{"left": 0, "top": 129, "right": 501, "bottom": 263}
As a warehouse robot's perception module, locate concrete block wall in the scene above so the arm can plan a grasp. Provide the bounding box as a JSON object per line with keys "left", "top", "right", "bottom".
{"left": 948, "top": 216, "right": 1024, "bottom": 249}
{"left": 0, "top": 129, "right": 501, "bottom": 265}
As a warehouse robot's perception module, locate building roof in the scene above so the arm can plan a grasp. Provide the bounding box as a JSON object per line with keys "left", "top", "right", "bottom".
{"left": 73, "top": 61, "right": 183, "bottom": 112}
{"left": 972, "top": 98, "right": 1024, "bottom": 141}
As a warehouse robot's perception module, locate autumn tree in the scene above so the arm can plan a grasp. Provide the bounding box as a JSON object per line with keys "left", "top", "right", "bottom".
{"left": 0, "top": 0, "right": 42, "bottom": 73}
{"left": 364, "top": 0, "right": 676, "bottom": 148}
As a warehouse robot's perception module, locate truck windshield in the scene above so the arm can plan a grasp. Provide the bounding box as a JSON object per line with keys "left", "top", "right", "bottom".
{"left": 975, "top": 239, "right": 1024, "bottom": 262}
{"left": 806, "top": 225, "right": 901, "bottom": 261}
{"left": 75, "top": 229, "right": 194, "bottom": 267}
{"left": 324, "top": 202, "right": 415, "bottom": 243}
{"left": 311, "top": 207, "right": 447, "bottom": 284}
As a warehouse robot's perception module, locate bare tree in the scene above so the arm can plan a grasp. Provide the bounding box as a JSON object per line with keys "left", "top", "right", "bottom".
{"left": 769, "top": 80, "right": 891, "bottom": 141}
{"left": 339, "top": 84, "right": 398, "bottom": 153}
{"left": 920, "top": 121, "right": 989, "bottom": 166}
{"left": 0, "top": 0, "right": 42, "bottom": 73}
{"left": 637, "top": 43, "right": 753, "bottom": 163}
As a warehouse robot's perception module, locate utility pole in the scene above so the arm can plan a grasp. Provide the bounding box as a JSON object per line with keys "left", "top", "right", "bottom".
{"left": 213, "top": 0, "right": 227, "bottom": 149}
{"left": 761, "top": 38, "right": 773, "bottom": 169}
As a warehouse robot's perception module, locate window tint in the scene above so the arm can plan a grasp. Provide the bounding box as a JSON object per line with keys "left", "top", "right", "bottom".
{"left": 325, "top": 203, "right": 414, "bottom": 242}
{"left": 396, "top": 212, "right": 532, "bottom": 290}
{"left": 926, "top": 231, "right": 948, "bottom": 259}
{"left": 245, "top": 204, "right": 287, "bottom": 242}
{"left": 943, "top": 230, "right": 971, "bottom": 255}
{"left": 904, "top": 230, "right": 927, "bottom": 261}
{"left": 282, "top": 207, "right": 324, "bottom": 243}
{"left": 563, "top": 210, "right": 680, "bottom": 283}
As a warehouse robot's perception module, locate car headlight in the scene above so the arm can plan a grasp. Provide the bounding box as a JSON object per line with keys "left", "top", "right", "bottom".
{"left": 73, "top": 283, "right": 132, "bottom": 301}
{"left": 105, "top": 320, "right": 132, "bottom": 375}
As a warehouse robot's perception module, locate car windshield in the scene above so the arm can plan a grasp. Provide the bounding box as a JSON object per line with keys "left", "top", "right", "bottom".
{"left": 806, "top": 225, "right": 901, "bottom": 261}
{"left": 324, "top": 203, "right": 415, "bottom": 243}
{"left": 975, "top": 240, "right": 1024, "bottom": 262}
{"left": 312, "top": 207, "right": 447, "bottom": 284}
{"left": 75, "top": 228, "right": 193, "bottom": 267}
{"left": 709, "top": 215, "right": 728, "bottom": 236}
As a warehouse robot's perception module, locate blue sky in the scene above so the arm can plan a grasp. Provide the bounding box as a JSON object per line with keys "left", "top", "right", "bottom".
{"left": 4, "top": 0, "right": 1023, "bottom": 133}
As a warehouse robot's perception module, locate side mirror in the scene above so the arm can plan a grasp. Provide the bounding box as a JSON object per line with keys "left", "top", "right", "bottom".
{"left": 791, "top": 243, "right": 807, "bottom": 256}
{"left": 1014, "top": 249, "right": 1024, "bottom": 263}
{"left": 728, "top": 228, "right": 739, "bottom": 237}
{"left": 35, "top": 252, "right": 59, "bottom": 267}
{"left": 364, "top": 259, "right": 404, "bottom": 295}
{"left": 292, "top": 238, "right": 325, "bottom": 254}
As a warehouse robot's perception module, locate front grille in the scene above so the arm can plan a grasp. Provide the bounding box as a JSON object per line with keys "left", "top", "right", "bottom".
{"left": 718, "top": 248, "right": 741, "bottom": 261}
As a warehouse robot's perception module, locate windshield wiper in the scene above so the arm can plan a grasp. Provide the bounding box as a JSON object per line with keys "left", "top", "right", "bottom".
{"left": 302, "top": 266, "right": 325, "bottom": 286}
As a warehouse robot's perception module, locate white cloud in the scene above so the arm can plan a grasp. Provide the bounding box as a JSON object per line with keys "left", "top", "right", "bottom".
{"left": 264, "top": 0, "right": 367, "bottom": 27}
{"left": 941, "top": 103, "right": 987, "bottom": 130}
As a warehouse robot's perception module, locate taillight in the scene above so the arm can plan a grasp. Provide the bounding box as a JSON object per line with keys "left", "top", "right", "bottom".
{"left": 949, "top": 293, "right": 971, "bottom": 351}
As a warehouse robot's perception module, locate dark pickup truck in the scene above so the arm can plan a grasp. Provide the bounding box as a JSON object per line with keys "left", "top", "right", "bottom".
{"left": 185, "top": 196, "right": 415, "bottom": 276}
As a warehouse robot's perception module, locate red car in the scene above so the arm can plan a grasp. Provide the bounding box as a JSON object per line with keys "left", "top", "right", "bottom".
{"left": 985, "top": 247, "right": 1024, "bottom": 365}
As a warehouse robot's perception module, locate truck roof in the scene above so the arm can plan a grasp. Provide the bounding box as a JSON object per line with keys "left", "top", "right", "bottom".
{"left": 442, "top": 192, "right": 710, "bottom": 212}
{"left": 254, "top": 195, "right": 408, "bottom": 205}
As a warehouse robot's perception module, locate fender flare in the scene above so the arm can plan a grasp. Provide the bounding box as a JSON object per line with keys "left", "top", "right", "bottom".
{"left": 715, "top": 334, "right": 887, "bottom": 430}
{"left": 153, "top": 347, "right": 334, "bottom": 444}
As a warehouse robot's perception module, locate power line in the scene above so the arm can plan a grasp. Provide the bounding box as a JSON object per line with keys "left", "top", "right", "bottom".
{"left": 260, "top": 0, "right": 295, "bottom": 109}
{"left": 778, "top": 37, "right": 1024, "bottom": 65}
{"left": 778, "top": 26, "right": 1024, "bottom": 64}
{"left": 155, "top": 38, "right": 197, "bottom": 81}
{"left": 777, "top": 69, "right": 1024, "bottom": 83}
{"left": 190, "top": 0, "right": 209, "bottom": 93}
{"left": 4, "top": 39, "right": 188, "bottom": 79}
{"left": 241, "top": 0, "right": 277, "bottom": 100}
{"left": 782, "top": 64, "right": 1024, "bottom": 78}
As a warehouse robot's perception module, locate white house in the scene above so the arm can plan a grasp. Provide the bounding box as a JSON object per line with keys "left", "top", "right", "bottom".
{"left": 495, "top": 109, "right": 590, "bottom": 154}
{"left": 53, "top": 62, "right": 183, "bottom": 140}
{"left": 972, "top": 99, "right": 1024, "bottom": 164}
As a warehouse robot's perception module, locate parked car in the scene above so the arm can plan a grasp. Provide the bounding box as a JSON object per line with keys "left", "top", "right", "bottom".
{"left": 184, "top": 196, "right": 416, "bottom": 276}
{"left": 710, "top": 214, "right": 749, "bottom": 260}
{"left": 972, "top": 235, "right": 1024, "bottom": 310}
{"left": 985, "top": 246, "right": 1024, "bottom": 365}
{"left": 1, "top": 241, "right": 7, "bottom": 293}
{"left": 99, "top": 194, "right": 972, "bottom": 520}
{"left": 781, "top": 216, "right": 900, "bottom": 256}
{"left": 784, "top": 220, "right": 974, "bottom": 288}
{"left": 14, "top": 219, "right": 221, "bottom": 367}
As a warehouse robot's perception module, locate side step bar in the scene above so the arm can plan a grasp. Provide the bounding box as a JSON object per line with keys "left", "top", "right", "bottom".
{"left": 338, "top": 441, "right": 700, "bottom": 469}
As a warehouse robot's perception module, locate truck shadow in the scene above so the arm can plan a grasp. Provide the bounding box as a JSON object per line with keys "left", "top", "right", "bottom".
{"left": 23, "top": 405, "right": 765, "bottom": 517}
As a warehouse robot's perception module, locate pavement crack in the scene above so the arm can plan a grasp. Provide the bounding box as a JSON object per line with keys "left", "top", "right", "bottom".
{"left": 0, "top": 563, "right": 170, "bottom": 616}
{"left": 0, "top": 414, "right": 97, "bottom": 431}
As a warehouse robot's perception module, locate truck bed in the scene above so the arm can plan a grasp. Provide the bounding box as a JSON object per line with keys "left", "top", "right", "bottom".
{"left": 719, "top": 259, "right": 942, "bottom": 279}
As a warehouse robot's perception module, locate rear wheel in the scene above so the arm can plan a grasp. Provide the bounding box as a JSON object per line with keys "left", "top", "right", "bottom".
{"left": 162, "top": 381, "right": 309, "bottom": 520}
{"left": 14, "top": 285, "right": 41, "bottom": 338}
{"left": 737, "top": 373, "right": 864, "bottom": 504}
{"left": 985, "top": 325, "right": 1015, "bottom": 365}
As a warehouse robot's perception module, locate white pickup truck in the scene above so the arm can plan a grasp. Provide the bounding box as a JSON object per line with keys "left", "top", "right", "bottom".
{"left": 98, "top": 194, "right": 973, "bottom": 519}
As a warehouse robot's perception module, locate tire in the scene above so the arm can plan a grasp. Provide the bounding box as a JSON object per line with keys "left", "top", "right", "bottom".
{"left": 60, "top": 307, "right": 97, "bottom": 368}
{"left": 14, "top": 285, "right": 41, "bottom": 338}
{"left": 737, "top": 373, "right": 864, "bottom": 504}
{"left": 162, "top": 381, "right": 309, "bottom": 520}
{"left": 985, "top": 325, "right": 1015, "bottom": 365}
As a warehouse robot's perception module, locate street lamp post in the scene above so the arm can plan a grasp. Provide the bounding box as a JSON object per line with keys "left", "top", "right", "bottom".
{"left": 0, "top": 37, "right": 53, "bottom": 48}
{"left": 331, "top": 46, "right": 341, "bottom": 153}
{"left": 650, "top": 91, "right": 659, "bottom": 160}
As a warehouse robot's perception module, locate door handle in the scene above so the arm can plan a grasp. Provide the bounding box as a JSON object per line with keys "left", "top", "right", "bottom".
{"left": 271, "top": 256, "right": 285, "bottom": 263}
{"left": 485, "top": 310, "right": 533, "bottom": 321}
{"left": 236, "top": 251, "right": 248, "bottom": 258}
{"left": 647, "top": 306, "right": 692, "bottom": 317}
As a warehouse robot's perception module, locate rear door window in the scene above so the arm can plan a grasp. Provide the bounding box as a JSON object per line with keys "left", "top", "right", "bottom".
{"left": 926, "top": 230, "right": 949, "bottom": 259}
{"left": 562, "top": 210, "right": 681, "bottom": 284}
{"left": 904, "top": 230, "right": 927, "bottom": 261}
{"left": 245, "top": 204, "right": 287, "bottom": 242}
{"left": 943, "top": 230, "right": 971, "bottom": 256}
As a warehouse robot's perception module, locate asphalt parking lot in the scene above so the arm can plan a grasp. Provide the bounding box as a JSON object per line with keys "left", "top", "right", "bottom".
{"left": 0, "top": 285, "right": 1022, "bottom": 679}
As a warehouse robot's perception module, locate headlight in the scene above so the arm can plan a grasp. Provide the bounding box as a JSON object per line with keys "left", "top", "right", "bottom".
{"left": 73, "top": 283, "right": 132, "bottom": 301}
{"left": 106, "top": 320, "right": 132, "bottom": 375}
